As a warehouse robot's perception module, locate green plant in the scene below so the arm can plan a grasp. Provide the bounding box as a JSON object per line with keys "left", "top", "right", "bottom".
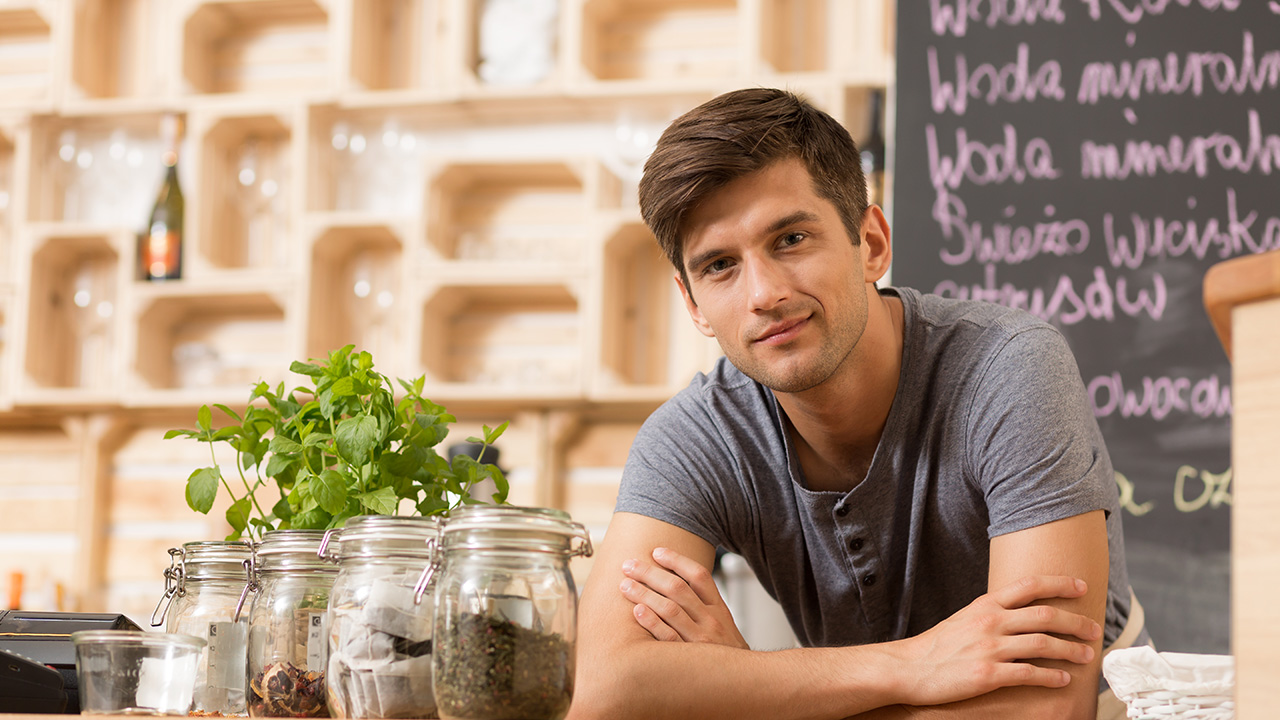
{"left": 167, "top": 345, "right": 509, "bottom": 542}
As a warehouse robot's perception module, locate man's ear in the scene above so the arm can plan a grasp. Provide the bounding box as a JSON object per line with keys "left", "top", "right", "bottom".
{"left": 859, "top": 205, "right": 892, "bottom": 284}
{"left": 676, "top": 273, "right": 716, "bottom": 338}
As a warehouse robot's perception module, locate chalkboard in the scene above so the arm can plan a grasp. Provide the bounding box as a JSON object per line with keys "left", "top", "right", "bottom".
{"left": 891, "top": 1, "right": 1280, "bottom": 653}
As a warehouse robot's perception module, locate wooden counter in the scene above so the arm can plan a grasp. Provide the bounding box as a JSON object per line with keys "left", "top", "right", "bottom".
{"left": 1203, "top": 248, "right": 1280, "bottom": 720}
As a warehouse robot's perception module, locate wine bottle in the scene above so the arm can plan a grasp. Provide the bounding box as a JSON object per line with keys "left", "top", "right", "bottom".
{"left": 139, "top": 114, "right": 184, "bottom": 281}
{"left": 860, "top": 89, "right": 886, "bottom": 209}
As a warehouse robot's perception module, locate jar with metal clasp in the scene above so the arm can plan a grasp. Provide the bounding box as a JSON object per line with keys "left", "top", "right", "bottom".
{"left": 245, "top": 529, "right": 339, "bottom": 718}
{"left": 320, "top": 515, "right": 442, "bottom": 719}
{"left": 422, "top": 506, "right": 593, "bottom": 720}
{"left": 150, "top": 540, "right": 254, "bottom": 715}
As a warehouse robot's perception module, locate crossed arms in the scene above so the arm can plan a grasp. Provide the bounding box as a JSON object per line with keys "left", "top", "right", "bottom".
{"left": 569, "top": 509, "right": 1108, "bottom": 720}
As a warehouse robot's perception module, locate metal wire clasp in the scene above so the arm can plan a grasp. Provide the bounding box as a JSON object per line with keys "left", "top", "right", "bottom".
{"left": 149, "top": 547, "right": 185, "bottom": 627}
{"left": 233, "top": 552, "right": 259, "bottom": 623}
{"left": 412, "top": 536, "right": 440, "bottom": 606}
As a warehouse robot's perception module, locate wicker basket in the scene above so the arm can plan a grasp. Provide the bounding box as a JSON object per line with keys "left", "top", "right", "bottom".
{"left": 1102, "top": 646, "right": 1235, "bottom": 719}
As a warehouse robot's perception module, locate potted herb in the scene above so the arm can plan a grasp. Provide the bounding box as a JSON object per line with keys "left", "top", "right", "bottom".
{"left": 167, "top": 344, "right": 509, "bottom": 539}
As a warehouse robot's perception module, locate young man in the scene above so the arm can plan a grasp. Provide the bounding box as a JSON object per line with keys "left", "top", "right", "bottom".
{"left": 569, "top": 89, "right": 1147, "bottom": 720}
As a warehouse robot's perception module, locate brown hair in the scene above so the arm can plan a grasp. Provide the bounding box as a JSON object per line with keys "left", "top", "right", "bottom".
{"left": 638, "top": 88, "right": 869, "bottom": 291}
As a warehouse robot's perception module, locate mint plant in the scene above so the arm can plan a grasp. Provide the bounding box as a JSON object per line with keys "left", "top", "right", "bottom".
{"left": 167, "top": 345, "right": 509, "bottom": 542}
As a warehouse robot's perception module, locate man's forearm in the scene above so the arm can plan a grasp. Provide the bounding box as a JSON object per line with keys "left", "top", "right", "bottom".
{"left": 571, "top": 638, "right": 905, "bottom": 720}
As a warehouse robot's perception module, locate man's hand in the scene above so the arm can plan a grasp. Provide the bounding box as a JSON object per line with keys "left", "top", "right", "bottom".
{"left": 618, "top": 546, "right": 749, "bottom": 649}
{"left": 891, "top": 575, "right": 1101, "bottom": 708}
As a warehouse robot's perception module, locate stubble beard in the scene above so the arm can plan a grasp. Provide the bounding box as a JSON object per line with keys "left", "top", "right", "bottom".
{"left": 725, "top": 316, "right": 863, "bottom": 395}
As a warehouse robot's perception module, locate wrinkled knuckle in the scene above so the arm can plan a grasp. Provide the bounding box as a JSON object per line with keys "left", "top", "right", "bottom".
{"left": 1034, "top": 605, "right": 1056, "bottom": 624}
{"left": 1029, "top": 634, "right": 1050, "bottom": 653}
{"left": 687, "top": 565, "right": 712, "bottom": 586}
{"left": 975, "top": 613, "right": 1000, "bottom": 634}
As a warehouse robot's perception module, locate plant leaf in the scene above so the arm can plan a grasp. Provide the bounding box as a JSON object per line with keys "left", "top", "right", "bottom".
{"left": 291, "top": 507, "right": 332, "bottom": 529}
{"left": 185, "top": 467, "right": 220, "bottom": 514}
{"left": 336, "top": 415, "right": 379, "bottom": 466}
{"left": 269, "top": 435, "right": 304, "bottom": 454}
{"left": 303, "top": 432, "right": 333, "bottom": 448}
{"left": 485, "top": 421, "right": 510, "bottom": 444}
{"left": 272, "top": 496, "right": 294, "bottom": 522}
{"left": 264, "top": 453, "right": 297, "bottom": 479}
{"left": 290, "top": 361, "right": 326, "bottom": 377}
{"left": 314, "top": 469, "right": 350, "bottom": 515}
{"left": 226, "top": 497, "right": 251, "bottom": 533}
{"left": 197, "top": 405, "right": 213, "bottom": 432}
{"left": 163, "top": 429, "right": 191, "bottom": 440}
{"left": 330, "top": 376, "right": 355, "bottom": 398}
{"left": 214, "top": 403, "right": 243, "bottom": 423}
{"left": 356, "top": 486, "right": 399, "bottom": 515}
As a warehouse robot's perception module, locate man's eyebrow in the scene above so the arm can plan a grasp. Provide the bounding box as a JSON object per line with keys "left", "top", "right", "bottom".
{"left": 685, "top": 210, "right": 822, "bottom": 273}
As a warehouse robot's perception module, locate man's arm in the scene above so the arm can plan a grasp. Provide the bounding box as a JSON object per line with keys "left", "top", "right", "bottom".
{"left": 569, "top": 512, "right": 1101, "bottom": 720}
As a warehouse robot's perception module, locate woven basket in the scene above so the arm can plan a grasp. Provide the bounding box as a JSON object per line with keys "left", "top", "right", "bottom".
{"left": 1103, "top": 646, "right": 1235, "bottom": 719}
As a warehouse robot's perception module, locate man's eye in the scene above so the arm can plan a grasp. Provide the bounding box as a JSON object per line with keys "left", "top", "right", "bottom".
{"left": 779, "top": 232, "right": 805, "bottom": 247}
{"left": 705, "top": 258, "right": 732, "bottom": 274}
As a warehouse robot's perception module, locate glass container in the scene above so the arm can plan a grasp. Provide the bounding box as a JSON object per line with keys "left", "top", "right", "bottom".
{"left": 246, "top": 530, "right": 339, "bottom": 718}
{"left": 429, "top": 506, "right": 592, "bottom": 720}
{"left": 151, "top": 540, "right": 253, "bottom": 715}
{"left": 322, "top": 515, "right": 441, "bottom": 719}
{"left": 72, "top": 630, "right": 205, "bottom": 716}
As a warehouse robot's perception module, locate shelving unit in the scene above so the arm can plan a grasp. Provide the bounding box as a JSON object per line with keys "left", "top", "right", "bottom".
{"left": 0, "top": 0, "right": 896, "bottom": 620}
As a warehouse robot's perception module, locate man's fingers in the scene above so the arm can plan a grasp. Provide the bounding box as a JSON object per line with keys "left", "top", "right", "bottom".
{"left": 1004, "top": 604, "right": 1102, "bottom": 642}
{"left": 632, "top": 603, "right": 682, "bottom": 642}
{"left": 651, "top": 547, "right": 720, "bottom": 605}
{"left": 622, "top": 556, "right": 705, "bottom": 619}
{"left": 620, "top": 578, "right": 694, "bottom": 635}
{"left": 988, "top": 575, "right": 1087, "bottom": 610}
{"left": 987, "top": 662, "right": 1073, "bottom": 690}
{"left": 996, "top": 633, "right": 1095, "bottom": 665}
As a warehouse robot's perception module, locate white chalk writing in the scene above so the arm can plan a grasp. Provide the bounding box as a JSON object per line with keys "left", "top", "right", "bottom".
{"left": 1174, "top": 465, "right": 1232, "bottom": 512}
{"left": 1080, "top": 108, "right": 1280, "bottom": 179}
{"left": 928, "top": 124, "right": 1061, "bottom": 192}
{"left": 934, "top": 263, "right": 1166, "bottom": 324}
{"left": 1079, "top": 0, "right": 1240, "bottom": 24}
{"left": 930, "top": 43, "right": 1065, "bottom": 115}
{"left": 1078, "top": 32, "right": 1280, "bottom": 104}
{"left": 1102, "top": 188, "right": 1280, "bottom": 268}
{"left": 930, "top": 0, "right": 1066, "bottom": 37}
{"left": 1089, "top": 373, "right": 1232, "bottom": 419}
{"left": 1114, "top": 471, "right": 1155, "bottom": 516}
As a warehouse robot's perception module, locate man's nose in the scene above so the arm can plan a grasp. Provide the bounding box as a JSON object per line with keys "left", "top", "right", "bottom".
{"left": 744, "top": 256, "right": 789, "bottom": 311}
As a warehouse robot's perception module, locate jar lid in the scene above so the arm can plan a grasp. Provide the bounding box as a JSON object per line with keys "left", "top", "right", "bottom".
{"left": 178, "top": 541, "right": 253, "bottom": 581}
{"left": 71, "top": 630, "right": 206, "bottom": 652}
{"left": 255, "top": 529, "right": 337, "bottom": 573}
{"left": 325, "top": 515, "right": 441, "bottom": 562}
{"left": 440, "top": 506, "right": 592, "bottom": 557}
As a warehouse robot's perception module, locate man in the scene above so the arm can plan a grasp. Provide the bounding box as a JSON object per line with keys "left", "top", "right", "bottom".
{"left": 569, "top": 89, "right": 1147, "bottom": 720}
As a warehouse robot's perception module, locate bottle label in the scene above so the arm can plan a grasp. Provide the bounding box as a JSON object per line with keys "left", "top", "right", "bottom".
{"left": 207, "top": 620, "right": 247, "bottom": 689}
{"left": 305, "top": 611, "right": 328, "bottom": 670}
{"left": 145, "top": 227, "right": 181, "bottom": 279}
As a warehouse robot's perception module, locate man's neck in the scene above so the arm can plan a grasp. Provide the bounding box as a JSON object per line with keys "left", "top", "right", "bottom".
{"left": 776, "top": 291, "right": 905, "bottom": 493}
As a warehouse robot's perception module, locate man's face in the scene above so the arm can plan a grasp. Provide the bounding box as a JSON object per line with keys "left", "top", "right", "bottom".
{"left": 678, "top": 157, "right": 871, "bottom": 394}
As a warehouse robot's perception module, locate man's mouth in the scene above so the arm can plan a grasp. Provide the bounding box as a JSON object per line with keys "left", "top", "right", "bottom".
{"left": 753, "top": 316, "right": 809, "bottom": 345}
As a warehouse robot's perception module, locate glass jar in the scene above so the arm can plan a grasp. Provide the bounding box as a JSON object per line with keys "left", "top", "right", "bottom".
{"left": 429, "top": 506, "right": 593, "bottom": 720}
{"left": 150, "top": 540, "right": 253, "bottom": 715}
{"left": 246, "top": 530, "right": 339, "bottom": 718}
{"left": 322, "top": 515, "right": 441, "bottom": 719}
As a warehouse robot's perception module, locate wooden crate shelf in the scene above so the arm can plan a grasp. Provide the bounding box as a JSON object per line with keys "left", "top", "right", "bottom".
{"left": 25, "top": 111, "right": 168, "bottom": 225}
{"left": 16, "top": 226, "right": 130, "bottom": 402}
{"left": 462, "top": 0, "right": 565, "bottom": 90}
{"left": 581, "top": 0, "right": 744, "bottom": 82}
{"left": 193, "top": 110, "right": 295, "bottom": 271}
{"left": 0, "top": 4, "right": 56, "bottom": 108}
{"left": 305, "top": 220, "right": 408, "bottom": 375}
{"left": 127, "top": 284, "right": 293, "bottom": 397}
{"left": 181, "top": 0, "right": 333, "bottom": 97}
{"left": 0, "top": 124, "right": 14, "bottom": 279}
{"left": 425, "top": 159, "right": 593, "bottom": 265}
{"left": 346, "top": 0, "right": 449, "bottom": 93}
{"left": 68, "top": 0, "right": 170, "bottom": 101}
{"left": 418, "top": 281, "right": 585, "bottom": 398}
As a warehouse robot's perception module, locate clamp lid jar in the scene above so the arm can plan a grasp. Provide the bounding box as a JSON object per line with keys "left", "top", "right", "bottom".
{"left": 431, "top": 506, "right": 592, "bottom": 720}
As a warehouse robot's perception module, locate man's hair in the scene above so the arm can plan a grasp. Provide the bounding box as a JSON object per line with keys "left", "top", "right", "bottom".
{"left": 638, "top": 88, "right": 869, "bottom": 289}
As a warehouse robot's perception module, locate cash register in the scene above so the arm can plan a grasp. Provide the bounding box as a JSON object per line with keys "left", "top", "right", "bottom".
{"left": 0, "top": 610, "right": 141, "bottom": 713}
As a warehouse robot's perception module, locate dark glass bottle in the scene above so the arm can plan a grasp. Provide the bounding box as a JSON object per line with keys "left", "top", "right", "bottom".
{"left": 140, "top": 114, "right": 184, "bottom": 281}
{"left": 860, "top": 90, "right": 886, "bottom": 209}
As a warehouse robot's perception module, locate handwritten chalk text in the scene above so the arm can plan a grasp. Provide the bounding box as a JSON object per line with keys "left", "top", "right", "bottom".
{"left": 1080, "top": 108, "right": 1280, "bottom": 179}
{"left": 930, "top": 0, "right": 1065, "bottom": 37}
{"left": 1079, "top": 0, "right": 1240, "bottom": 24}
{"left": 1089, "top": 372, "right": 1232, "bottom": 420}
{"left": 930, "top": 43, "right": 1065, "bottom": 115}
{"left": 934, "top": 263, "right": 1166, "bottom": 324}
{"left": 1078, "top": 32, "right": 1280, "bottom": 104}
{"left": 1102, "top": 188, "right": 1280, "bottom": 268}
{"left": 1175, "top": 465, "right": 1232, "bottom": 513}
{"left": 928, "top": 124, "right": 1061, "bottom": 192}
{"left": 934, "top": 192, "right": 1090, "bottom": 265}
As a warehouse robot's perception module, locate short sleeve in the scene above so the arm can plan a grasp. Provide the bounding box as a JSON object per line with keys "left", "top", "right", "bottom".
{"left": 964, "top": 324, "right": 1114, "bottom": 538}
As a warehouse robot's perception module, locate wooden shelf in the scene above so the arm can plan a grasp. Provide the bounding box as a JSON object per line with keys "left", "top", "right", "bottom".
{"left": 0, "top": 3, "right": 56, "bottom": 109}
{"left": 0, "top": 0, "right": 895, "bottom": 620}
{"left": 180, "top": 0, "right": 333, "bottom": 97}
{"left": 193, "top": 108, "right": 295, "bottom": 271}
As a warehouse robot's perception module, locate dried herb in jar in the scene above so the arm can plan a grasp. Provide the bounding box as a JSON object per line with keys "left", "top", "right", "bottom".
{"left": 249, "top": 662, "right": 328, "bottom": 718}
{"left": 435, "top": 613, "right": 573, "bottom": 720}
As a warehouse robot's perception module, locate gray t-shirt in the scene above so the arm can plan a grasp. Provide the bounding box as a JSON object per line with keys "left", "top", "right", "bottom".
{"left": 616, "top": 287, "right": 1143, "bottom": 650}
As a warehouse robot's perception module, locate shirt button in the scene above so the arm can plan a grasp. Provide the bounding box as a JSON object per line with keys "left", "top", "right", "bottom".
{"left": 849, "top": 537, "right": 864, "bottom": 552}
{"left": 863, "top": 573, "right": 877, "bottom": 587}
{"left": 835, "top": 505, "right": 850, "bottom": 517}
